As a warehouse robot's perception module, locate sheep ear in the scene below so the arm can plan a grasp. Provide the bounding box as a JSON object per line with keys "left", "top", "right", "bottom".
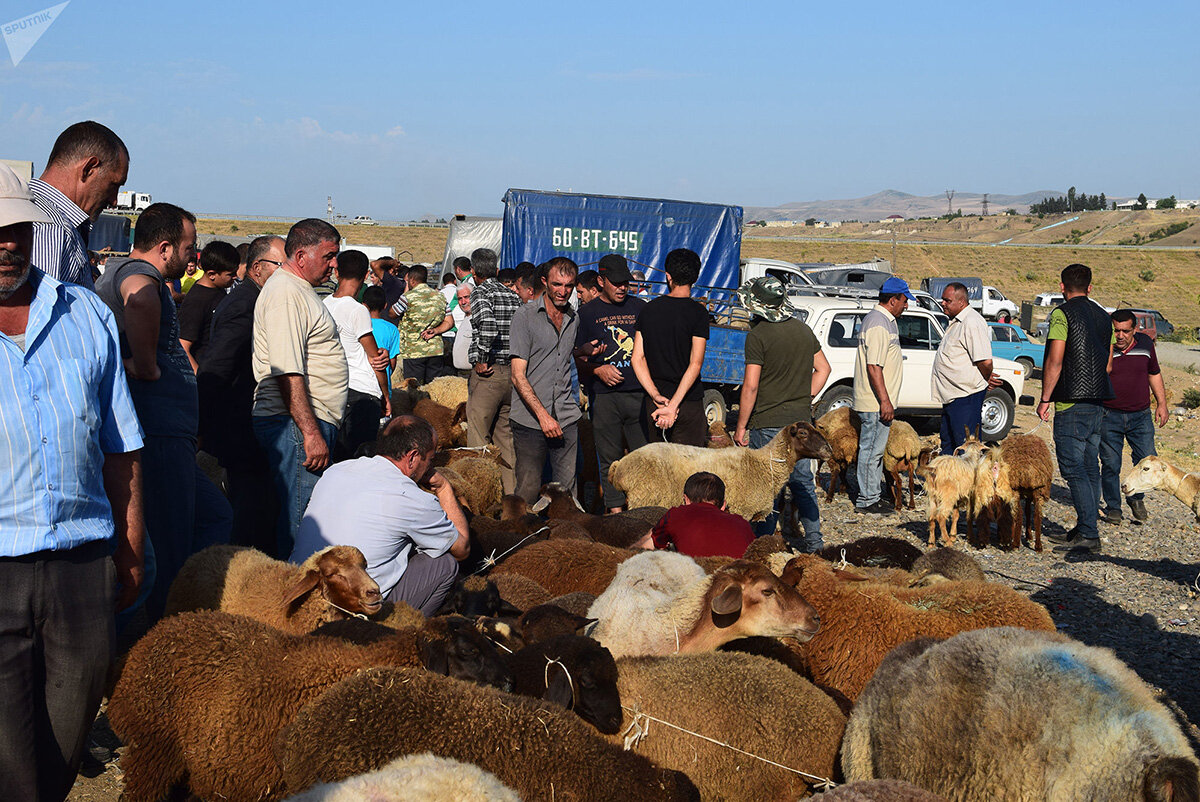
{"left": 451, "top": 402, "right": 468, "bottom": 428}
{"left": 282, "top": 569, "right": 322, "bottom": 613}
{"left": 573, "top": 615, "right": 596, "bottom": 632}
{"left": 779, "top": 559, "right": 805, "bottom": 588}
{"left": 1143, "top": 755, "right": 1196, "bottom": 802}
{"left": 496, "top": 599, "right": 524, "bottom": 617}
{"left": 530, "top": 496, "right": 551, "bottom": 514}
{"left": 419, "top": 637, "right": 450, "bottom": 675}
{"left": 710, "top": 583, "right": 742, "bottom": 616}
{"left": 544, "top": 665, "right": 575, "bottom": 709}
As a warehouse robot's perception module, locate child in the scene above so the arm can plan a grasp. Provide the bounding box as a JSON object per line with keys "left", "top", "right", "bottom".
{"left": 640, "top": 472, "right": 755, "bottom": 559}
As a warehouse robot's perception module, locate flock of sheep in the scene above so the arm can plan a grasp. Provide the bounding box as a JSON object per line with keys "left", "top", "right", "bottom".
{"left": 103, "top": 376, "right": 1200, "bottom": 801}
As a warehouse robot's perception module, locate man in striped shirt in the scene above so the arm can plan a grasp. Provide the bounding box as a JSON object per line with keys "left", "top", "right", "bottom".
{"left": 0, "top": 163, "right": 145, "bottom": 801}
{"left": 30, "top": 121, "right": 129, "bottom": 290}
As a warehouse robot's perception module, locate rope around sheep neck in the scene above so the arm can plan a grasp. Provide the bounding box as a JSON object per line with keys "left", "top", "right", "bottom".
{"left": 544, "top": 656, "right": 576, "bottom": 710}
{"left": 324, "top": 598, "right": 368, "bottom": 621}
{"left": 472, "top": 526, "right": 551, "bottom": 575}
{"left": 619, "top": 704, "right": 837, "bottom": 791}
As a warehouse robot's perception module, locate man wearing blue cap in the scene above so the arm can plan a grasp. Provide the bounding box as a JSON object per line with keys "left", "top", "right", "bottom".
{"left": 852, "top": 277, "right": 913, "bottom": 514}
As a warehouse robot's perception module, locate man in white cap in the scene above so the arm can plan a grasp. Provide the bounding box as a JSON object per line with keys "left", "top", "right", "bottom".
{"left": 0, "top": 163, "right": 145, "bottom": 800}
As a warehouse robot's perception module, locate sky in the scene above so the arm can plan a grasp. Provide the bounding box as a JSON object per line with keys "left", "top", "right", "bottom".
{"left": 2, "top": 0, "right": 1197, "bottom": 220}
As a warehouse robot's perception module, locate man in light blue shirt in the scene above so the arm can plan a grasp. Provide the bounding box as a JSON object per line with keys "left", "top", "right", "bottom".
{"left": 291, "top": 416, "right": 468, "bottom": 615}
{"left": 0, "top": 163, "right": 144, "bottom": 801}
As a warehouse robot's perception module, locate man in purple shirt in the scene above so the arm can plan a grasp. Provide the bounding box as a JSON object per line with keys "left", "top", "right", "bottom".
{"left": 1099, "top": 309, "right": 1168, "bottom": 525}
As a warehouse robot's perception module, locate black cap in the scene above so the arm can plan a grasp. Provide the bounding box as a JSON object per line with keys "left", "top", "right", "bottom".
{"left": 598, "top": 253, "right": 633, "bottom": 283}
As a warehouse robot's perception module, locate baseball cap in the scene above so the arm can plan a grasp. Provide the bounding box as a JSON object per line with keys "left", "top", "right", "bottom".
{"left": 880, "top": 276, "right": 917, "bottom": 301}
{"left": 597, "top": 253, "right": 633, "bottom": 283}
{"left": 0, "top": 164, "right": 51, "bottom": 227}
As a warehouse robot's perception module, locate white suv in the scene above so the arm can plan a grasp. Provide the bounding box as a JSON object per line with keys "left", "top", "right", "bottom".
{"left": 791, "top": 296, "right": 1027, "bottom": 439}
{"left": 350, "top": 215, "right": 377, "bottom": 226}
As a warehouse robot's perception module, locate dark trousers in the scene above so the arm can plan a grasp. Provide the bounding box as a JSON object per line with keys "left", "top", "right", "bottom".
{"left": 0, "top": 541, "right": 114, "bottom": 802}
{"left": 403, "top": 356, "right": 443, "bottom": 386}
{"left": 337, "top": 389, "right": 384, "bottom": 462}
{"left": 592, "top": 391, "right": 647, "bottom": 508}
{"left": 1100, "top": 407, "right": 1157, "bottom": 514}
{"left": 226, "top": 464, "right": 281, "bottom": 553}
{"left": 940, "top": 389, "right": 987, "bottom": 454}
{"left": 1053, "top": 402, "right": 1104, "bottom": 541}
{"left": 385, "top": 551, "right": 460, "bottom": 616}
{"left": 642, "top": 396, "right": 707, "bottom": 447}
{"left": 512, "top": 420, "right": 580, "bottom": 504}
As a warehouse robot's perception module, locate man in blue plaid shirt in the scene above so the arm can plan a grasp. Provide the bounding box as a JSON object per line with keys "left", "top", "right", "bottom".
{"left": 466, "top": 248, "right": 519, "bottom": 492}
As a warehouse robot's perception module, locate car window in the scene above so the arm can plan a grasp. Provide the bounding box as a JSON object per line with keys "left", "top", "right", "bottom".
{"left": 827, "top": 313, "right": 863, "bottom": 348}
{"left": 898, "top": 315, "right": 934, "bottom": 350}
{"left": 991, "top": 326, "right": 1010, "bottom": 342}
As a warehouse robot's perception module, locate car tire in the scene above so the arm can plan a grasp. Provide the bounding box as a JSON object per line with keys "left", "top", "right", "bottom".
{"left": 813, "top": 384, "right": 855, "bottom": 420}
{"left": 981, "top": 388, "right": 1015, "bottom": 440}
{"left": 703, "top": 389, "right": 727, "bottom": 426}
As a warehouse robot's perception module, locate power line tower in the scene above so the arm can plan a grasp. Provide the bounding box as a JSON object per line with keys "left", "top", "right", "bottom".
{"left": 981, "top": 193, "right": 989, "bottom": 217}
{"left": 945, "top": 189, "right": 955, "bottom": 215}
{"left": 326, "top": 195, "right": 334, "bottom": 221}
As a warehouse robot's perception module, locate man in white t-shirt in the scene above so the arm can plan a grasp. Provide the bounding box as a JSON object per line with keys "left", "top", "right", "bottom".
{"left": 323, "top": 250, "right": 390, "bottom": 460}
{"left": 291, "top": 415, "right": 469, "bottom": 615}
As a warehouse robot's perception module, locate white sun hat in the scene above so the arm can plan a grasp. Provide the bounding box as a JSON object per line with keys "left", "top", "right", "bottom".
{"left": 0, "top": 163, "right": 52, "bottom": 227}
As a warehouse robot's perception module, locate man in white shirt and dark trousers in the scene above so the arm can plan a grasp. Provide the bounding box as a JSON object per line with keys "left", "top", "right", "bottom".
{"left": 933, "top": 281, "right": 1000, "bottom": 454}
{"left": 290, "top": 416, "right": 469, "bottom": 615}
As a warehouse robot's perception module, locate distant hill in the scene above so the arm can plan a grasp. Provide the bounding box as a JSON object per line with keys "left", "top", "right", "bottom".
{"left": 744, "top": 189, "right": 1083, "bottom": 222}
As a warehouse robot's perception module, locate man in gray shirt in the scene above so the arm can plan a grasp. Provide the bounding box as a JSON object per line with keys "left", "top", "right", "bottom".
{"left": 509, "top": 257, "right": 581, "bottom": 503}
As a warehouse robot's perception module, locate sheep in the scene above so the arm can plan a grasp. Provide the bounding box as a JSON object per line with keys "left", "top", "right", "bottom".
{"left": 620, "top": 505, "right": 670, "bottom": 527}
{"left": 108, "top": 612, "right": 513, "bottom": 802}
{"left": 372, "top": 599, "right": 426, "bottom": 630}
{"left": 438, "top": 456, "right": 503, "bottom": 515}
{"left": 418, "top": 375, "right": 468, "bottom": 410}
{"left": 769, "top": 553, "right": 1056, "bottom": 701}
{"left": 163, "top": 544, "right": 382, "bottom": 634}
{"left": 815, "top": 780, "right": 949, "bottom": 801}
{"left": 516, "top": 604, "right": 594, "bottom": 643}
{"left": 588, "top": 553, "right": 822, "bottom": 659}
{"left": 490, "top": 572, "right": 553, "bottom": 610}
{"left": 1122, "top": 455, "right": 1200, "bottom": 520}
{"left": 743, "top": 532, "right": 796, "bottom": 565}
{"left": 437, "top": 575, "right": 522, "bottom": 618}
{"left": 883, "top": 422, "right": 937, "bottom": 510}
{"left": 433, "top": 443, "right": 509, "bottom": 469}
{"left": 972, "top": 434, "right": 1054, "bottom": 552}
{"left": 841, "top": 627, "right": 1200, "bottom": 802}
{"left": 275, "top": 666, "right": 702, "bottom": 801}
{"left": 389, "top": 377, "right": 428, "bottom": 417}
{"left": 506, "top": 634, "right": 623, "bottom": 733}
{"left": 817, "top": 536, "right": 923, "bottom": 570}
{"left": 909, "top": 546, "right": 985, "bottom": 583}
{"left": 283, "top": 752, "right": 521, "bottom": 802}
{"left": 608, "top": 421, "right": 833, "bottom": 521}
{"left": 919, "top": 452, "right": 979, "bottom": 547}
{"left": 412, "top": 398, "right": 468, "bottom": 448}
{"left": 707, "top": 418, "right": 734, "bottom": 447}
{"left": 814, "top": 406, "right": 860, "bottom": 501}
{"left": 610, "top": 652, "right": 846, "bottom": 800}
{"left": 532, "top": 482, "right": 656, "bottom": 548}
{"left": 490, "top": 539, "right": 639, "bottom": 597}
{"left": 548, "top": 591, "right": 599, "bottom": 618}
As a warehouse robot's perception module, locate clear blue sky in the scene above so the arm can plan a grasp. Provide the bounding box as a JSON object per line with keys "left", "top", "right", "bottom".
{"left": 2, "top": 0, "right": 1196, "bottom": 219}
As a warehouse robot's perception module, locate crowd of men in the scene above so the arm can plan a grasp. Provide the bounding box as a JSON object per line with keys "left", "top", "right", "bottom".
{"left": 0, "top": 120, "right": 1171, "bottom": 799}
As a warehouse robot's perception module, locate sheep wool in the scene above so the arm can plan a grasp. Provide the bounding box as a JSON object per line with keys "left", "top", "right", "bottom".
{"left": 586, "top": 552, "right": 708, "bottom": 658}
{"left": 909, "top": 547, "right": 985, "bottom": 583}
{"left": 276, "top": 667, "right": 701, "bottom": 802}
{"left": 814, "top": 406, "right": 860, "bottom": 500}
{"left": 490, "top": 572, "right": 553, "bottom": 611}
{"left": 418, "top": 375, "right": 468, "bottom": 410}
{"left": 611, "top": 652, "right": 846, "bottom": 800}
{"left": 490, "top": 539, "right": 637, "bottom": 597}
{"left": 842, "top": 627, "right": 1200, "bottom": 802}
{"left": 816, "top": 780, "right": 950, "bottom": 801}
{"left": 769, "top": 553, "right": 1056, "bottom": 701}
{"left": 283, "top": 752, "right": 520, "bottom": 802}
{"left": 440, "top": 456, "right": 503, "bottom": 514}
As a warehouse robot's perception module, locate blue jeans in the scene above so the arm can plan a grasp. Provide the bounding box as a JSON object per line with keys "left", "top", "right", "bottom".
{"left": 855, "top": 411, "right": 891, "bottom": 508}
{"left": 940, "top": 389, "right": 986, "bottom": 455}
{"left": 1052, "top": 402, "right": 1104, "bottom": 541}
{"left": 1099, "top": 407, "right": 1156, "bottom": 514}
{"left": 253, "top": 415, "right": 339, "bottom": 559}
{"left": 750, "top": 427, "right": 822, "bottom": 552}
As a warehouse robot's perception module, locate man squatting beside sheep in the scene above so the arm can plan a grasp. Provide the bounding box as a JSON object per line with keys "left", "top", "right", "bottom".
{"left": 0, "top": 163, "right": 145, "bottom": 802}
{"left": 852, "top": 277, "right": 914, "bottom": 514}
{"left": 932, "top": 281, "right": 1000, "bottom": 455}
{"left": 291, "top": 415, "right": 469, "bottom": 615}
{"left": 734, "top": 275, "right": 831, "bottom": 551}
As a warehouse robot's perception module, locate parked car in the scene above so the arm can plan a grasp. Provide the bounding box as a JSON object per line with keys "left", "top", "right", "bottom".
{"left": 989, "top": 323, "right": 1043, "bottom": 374}
{"left": 1033, "top": 292, "right": 1064, "bottom": 307}
{"left": 1122, "top": 308, "right": 1173, "bottom": 338}
{"left": 350, "top": 215, "right": 377, "bottom": 225}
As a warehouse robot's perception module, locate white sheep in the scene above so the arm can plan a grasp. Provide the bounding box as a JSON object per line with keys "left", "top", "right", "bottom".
{"left": 283, "top": 752, "right": 520, "bottom": 802}
{"left": 607, "top": 422, "right": 833, "bottom": 521}
{"left": 585, "top": 552, "right": 707, "bottom": 656}
{"left": 1121, "top": 455, "right": 1200, "bottom": 520}
{"left": 418, "top": 375, "right": 469, "bottom": 410}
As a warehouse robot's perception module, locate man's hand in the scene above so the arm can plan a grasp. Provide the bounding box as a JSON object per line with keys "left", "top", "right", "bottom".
{"left": 1156, "top": 403, "right": 1169, "bottom": 427}
{"left": 122, "top": 357, "right": 161, "bottom": 382}
{"left": 593, "top": 364, "right": 623, "bottom": 387}
{"left": 426, "top": 469, "right": 449, "bottom": 492}
{"left": 369, "top": 348, "right": 389, "bottom": 372}
{"left": 1037, "top": 400, "right": 1052, "bottom": 422}
{"left": 986, "top": 374, "right": 1003, "bottom": 388}
{"left": 576, "top": 339, "right": 607, "bottom": 358}
{"left": 879, "top": 399, "right": 895, "bottom": 423}
{"left": 733, "top": 426, "right": 749, "bottom": 447}
{"left": 538, "top": 413, "right": 564, "bottom": 439}
{"left": 474, "top": 362, "right": 494, "bottom": 377}
{"left": 301, "top": 429, "right": 330, "bottom": 472}
{"left": 420, "top": 327, "right": 437, "bottom": 341}
{"left": 112, "top": 543, "right": 144, "bottom": 612}
{"left": 382, "top": 394, "right": 392, "bottom": 418}
{"left": 652, "top": 402, "right": 678, "bottom": 429}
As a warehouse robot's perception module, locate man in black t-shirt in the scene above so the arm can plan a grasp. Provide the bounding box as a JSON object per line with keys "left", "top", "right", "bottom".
{"left": 631, "top": 248, "right": 709, "bottom": 447}
{"left": 178, "top": 240, "right": 238, "bottom": 372}
{"left": 575, "top": 254, "right": 648, "bottom": 511}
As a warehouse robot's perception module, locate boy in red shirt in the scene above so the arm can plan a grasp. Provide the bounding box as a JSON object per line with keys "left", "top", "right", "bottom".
{"left": 642, "top": 472, "right": 755, "bottom": 559}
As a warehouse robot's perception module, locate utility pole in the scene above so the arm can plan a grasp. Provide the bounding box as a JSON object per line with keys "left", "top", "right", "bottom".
{"left": 945, "top": 189, "right": 955, "bottom": 215}
{"left": 326, "top": 195, "right": 334, "bottom": 221}
{"left": 981, "top": 193, "right": 989, "bottom": 217}
{"left": 891, "top": 226, "right": 897, "bottom": 272}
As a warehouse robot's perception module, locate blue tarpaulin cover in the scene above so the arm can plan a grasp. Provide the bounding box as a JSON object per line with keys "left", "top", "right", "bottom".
{"left": 501, "top": 189, "right": 744, "bottom": 290}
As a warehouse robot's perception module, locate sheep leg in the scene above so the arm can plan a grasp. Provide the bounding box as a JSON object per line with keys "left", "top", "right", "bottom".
{"left": 1031, "top": 496, "right": 1044, "bottom": 552}
{"left": 886, "top": 469, "right": 902, "bottom": 510}
{"left": 906, "top": 464, "right": 916, "bottom": 510}
{"left": 926, "top": 509, "right": 938, "bottom": 548}
{"left": 946, "top": 507, "right": 958, "bottom": 546}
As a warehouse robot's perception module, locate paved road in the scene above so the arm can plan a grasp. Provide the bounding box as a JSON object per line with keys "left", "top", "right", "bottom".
{"left": 1154, "top": 340, "right": 1200, "bottom": 372}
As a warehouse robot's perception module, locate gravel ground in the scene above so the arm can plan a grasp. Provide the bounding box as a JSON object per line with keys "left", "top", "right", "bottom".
{"left": 67, "top": 388, "right": 1200, "bottom": 799}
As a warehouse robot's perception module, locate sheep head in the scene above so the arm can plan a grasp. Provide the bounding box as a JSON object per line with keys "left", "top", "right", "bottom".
{"left": 1121, "top": 455, "right": 1171, "bottom": 497}
{"left": 540, "top": 636, "right": 623, "bottom": 735}
{"left": 441, "top": 576, "right": 523, "bottom": 619}
{"left": 786, "top": 421, "right": 833, "bottom": 461}
{"left": 682, "top": 560, "right": 821, "bottom": 652}
{"left": 286, "top": 546, "right": 382, "bottom": 620}
{"left": 531, "top": 482, "right": 586, "bottom": 518}
{"left": 418, "top": 616, "right": 514, "bottom": 692}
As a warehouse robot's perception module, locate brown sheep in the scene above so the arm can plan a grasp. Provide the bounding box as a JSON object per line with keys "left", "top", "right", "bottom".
{"left": 490, "top": 539, "right": 638, "bottom": 597}
{"left": 817, "top": 536, "right": 923, "bottom": 570}
{"left": 910, "top": 546, "right": 986, "bottom": 583}
{"left": 883, "top": 422, "right": 937, "bottom": 510}
{"left": 771, "top": 553, "right": 1056, "bottom": 700}
{"left": 814, "top": 406, "right": 859, "bottom": 501}
{"left": 433, "top": 443, "right": 509, "bottom": 469}
{"left": 532, "top": 483, "right": 657, "bottom": 548}
{"left": 974, "top": 434, "right": 1053, "bottom": 552}
{"left": 742, "top": 533, "right": 795, "bottom": 565}
{"left": 108, "top": 612, "right": 512, "bottom": 802}
{"left": 439, "top": 456, "right": 503, "bottom": 515}
{"left": 842, "top": 628, "right": 1200, "bottom": 802}
{"left": 706, "top": 418, "right": 734, "bottom": 447}
{"left": 163, "top": 545, "right": 382, "bottom": 634}
{"left": 818, "top": 780, "right": 949, "bottom": 801}
{"left": 490, "top": 572, "right": 553, "bottom": 611}
{"left": 548, "top": 591, "right": 599, "bottom": 617}
{"left": 275, "top": 667, "right": 701, "bottom": 801}
{"left": 412, "top": 398, "right": 468, "bottom": 448}
{"left": 611, "top": 652, "right": 846, "bottom": 800}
